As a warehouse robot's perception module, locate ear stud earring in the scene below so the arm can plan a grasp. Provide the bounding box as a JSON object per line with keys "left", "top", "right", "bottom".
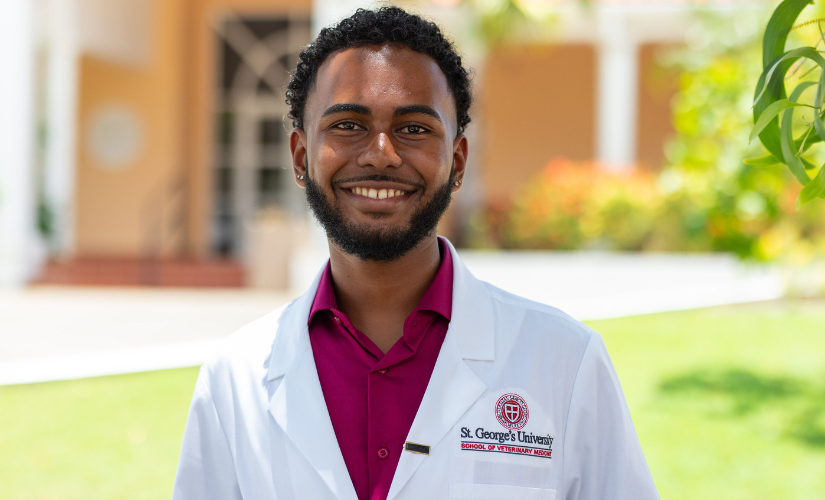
{"left": 454, "top": 179, "right": 462, "bottom": 186}
{"left": 297, "top": 175, "right": 305, "bottom": 180}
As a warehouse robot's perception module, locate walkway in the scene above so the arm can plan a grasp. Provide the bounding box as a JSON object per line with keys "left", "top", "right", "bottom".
{"left": 0, "top": 251, "right": 785, "bottom": 385}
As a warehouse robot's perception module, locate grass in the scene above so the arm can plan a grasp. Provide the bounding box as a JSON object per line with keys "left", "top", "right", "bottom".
{"left": 0, "top": 368, "right": 199, "bottom": 500}
{"left": 1, "top": 300, "right": 824, "bottom": 499}
{"left": 588, "top": 300, "right": 825, "bottom": 500}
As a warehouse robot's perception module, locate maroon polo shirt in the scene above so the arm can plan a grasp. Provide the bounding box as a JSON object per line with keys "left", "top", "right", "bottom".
{"left": 308, "top": 238, "right": 453, "bottom": 500}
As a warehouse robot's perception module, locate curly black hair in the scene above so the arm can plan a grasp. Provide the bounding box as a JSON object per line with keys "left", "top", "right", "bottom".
{"left": 286, "top": 6, "right": 472, "bottom": 134}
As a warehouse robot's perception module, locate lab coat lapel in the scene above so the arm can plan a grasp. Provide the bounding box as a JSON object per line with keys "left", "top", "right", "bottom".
{"left": 266, "top": 268, "right": 358, "bottom": 500}
{"left": 386, "top": 240, "right": 495, "bottom": 500}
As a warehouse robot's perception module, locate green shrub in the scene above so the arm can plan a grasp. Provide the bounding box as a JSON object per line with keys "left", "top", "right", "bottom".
{"left": 469, "top": 157, "right": 825, "bottom": 261}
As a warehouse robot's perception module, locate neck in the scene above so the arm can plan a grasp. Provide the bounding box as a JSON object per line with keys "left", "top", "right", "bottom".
{"left": 327, "top": 235, "right": 442, "bottom": 352}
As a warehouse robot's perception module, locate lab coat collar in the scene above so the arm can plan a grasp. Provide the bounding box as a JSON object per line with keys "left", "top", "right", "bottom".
{"left": 443, "top": 237, "right": 496, "bottom": 361}
{"left": 265, "top": 237, "right": 494, "bottom": 500}
{"left": 386, "top": 321, "right": 488, "bottom": 500}
{"left": 266, "top": 237, "right": 495, "bottom": 381}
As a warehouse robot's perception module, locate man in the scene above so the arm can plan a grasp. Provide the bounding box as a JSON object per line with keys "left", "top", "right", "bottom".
{"left": 173, "top": 7, "right": 658, "bottom": 500}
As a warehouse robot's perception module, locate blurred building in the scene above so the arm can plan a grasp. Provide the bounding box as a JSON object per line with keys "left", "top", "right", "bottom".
{"left": 0, "top": 0, "right": 756, "bottom": 288}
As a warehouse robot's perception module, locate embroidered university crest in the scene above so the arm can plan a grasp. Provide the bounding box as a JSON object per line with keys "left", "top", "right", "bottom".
{"left": 495, "top": 393, "right": 529, "bottom": 430}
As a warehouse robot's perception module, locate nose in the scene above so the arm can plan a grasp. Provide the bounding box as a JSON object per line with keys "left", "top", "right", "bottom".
{"left": 357, "top": 132, "right": 402, "bottom": 170}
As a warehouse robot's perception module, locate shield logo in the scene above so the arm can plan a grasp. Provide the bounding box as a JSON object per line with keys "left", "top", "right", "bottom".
{"left": 503, "top": 402, "right": 522, "bottom": 423}
{"left": 495, "top": 393, "right": 529, "bottom": 430}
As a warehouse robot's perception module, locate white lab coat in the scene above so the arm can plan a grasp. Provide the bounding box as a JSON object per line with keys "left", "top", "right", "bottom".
{"left": 172, "top": 239, "right": 659, "bottom": 500}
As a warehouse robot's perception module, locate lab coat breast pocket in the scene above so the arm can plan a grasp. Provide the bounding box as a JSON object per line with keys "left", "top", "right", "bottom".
{"left": 449, "top": 483, "right": 557, "bottom": 500}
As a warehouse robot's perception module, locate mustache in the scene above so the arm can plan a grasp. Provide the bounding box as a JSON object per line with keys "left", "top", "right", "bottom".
{"left": 331, "top": 174, "right": 425, "bottom": 190}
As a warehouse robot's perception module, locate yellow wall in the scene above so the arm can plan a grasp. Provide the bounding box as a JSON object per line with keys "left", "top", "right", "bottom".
{"left": 75, "top": 0, "right": 186, "bottom": 256}
{"left": 482, "top": 44, "right": 596, "bottom": 204}
{"left": 74, "top": 0, "right": 312, "bottom": 257}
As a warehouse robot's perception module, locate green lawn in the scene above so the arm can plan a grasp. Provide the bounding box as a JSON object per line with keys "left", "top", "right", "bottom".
{"left": 589, "top": 300, "right": 825, "bottom": 500}
{"left": 1, "top": 300, "right": 824, "bottom": 499}
{"left": 0, "top": 367, "right": 199, "bottom": 500}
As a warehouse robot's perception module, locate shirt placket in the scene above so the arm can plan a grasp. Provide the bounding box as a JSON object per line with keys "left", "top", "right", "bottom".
{"left": 367, "top": 365, "right": 391, "bottom": 499}
{"left": 366, "top": 310, "right": 436, "bottom": 500}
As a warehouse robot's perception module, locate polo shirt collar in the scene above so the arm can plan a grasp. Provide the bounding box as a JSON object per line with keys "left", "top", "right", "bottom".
{"left": 307, "top": 261, "right": 336, "bottom": 325}
{"left": 307, "top": 237, "right": 453, "bottom": 327}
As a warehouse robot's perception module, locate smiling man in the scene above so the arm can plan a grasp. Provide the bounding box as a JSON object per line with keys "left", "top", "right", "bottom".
{"left": 172, "top": 7, "right": 658, "bottom": 500}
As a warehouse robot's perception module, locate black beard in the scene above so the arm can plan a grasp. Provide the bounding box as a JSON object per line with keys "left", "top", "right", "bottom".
{"left": 305, "top": 167, "right": 454, "bottom": 262}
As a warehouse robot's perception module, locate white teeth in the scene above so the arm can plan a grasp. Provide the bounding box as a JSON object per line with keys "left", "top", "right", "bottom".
{"left": 352, "top": 187, "right": 406, "bottom": 199}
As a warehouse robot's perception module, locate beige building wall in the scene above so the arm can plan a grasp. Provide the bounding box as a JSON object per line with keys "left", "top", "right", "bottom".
{"left": 481, "top": 44, "right": 596, "bottom": 204}
{"left": 75, "top": 0, "right": 187, "bottom": 256}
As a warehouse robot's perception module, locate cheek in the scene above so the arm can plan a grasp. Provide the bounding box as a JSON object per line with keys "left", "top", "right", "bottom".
{"left": 312, "top": 142, "right": 350, "bottom": 180}
{"left": 406, "top": 148, "right": 452, "bottom": 183}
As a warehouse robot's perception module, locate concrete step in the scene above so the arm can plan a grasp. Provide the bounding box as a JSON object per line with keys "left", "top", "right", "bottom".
{"left": 32, "top": 258, "right": 246, "bottom": 287}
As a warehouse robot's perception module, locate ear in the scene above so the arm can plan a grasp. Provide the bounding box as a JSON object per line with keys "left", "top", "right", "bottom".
{"left": 290, "top": 128, "right": 308, "bottom": 188}
{"left": 451, "top": 133, "right": 469, "bottom": 192}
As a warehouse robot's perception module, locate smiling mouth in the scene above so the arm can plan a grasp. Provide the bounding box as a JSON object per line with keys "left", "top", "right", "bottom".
{"left": 349, "top": 187, "right": 408, "bottom": 200}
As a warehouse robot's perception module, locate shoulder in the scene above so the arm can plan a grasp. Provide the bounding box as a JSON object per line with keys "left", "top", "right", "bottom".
{"left": 482, "top": 280, "right": 595, "bottom": 348}
{"left": 198, "top": 301, "right": 291, "bottom": 389}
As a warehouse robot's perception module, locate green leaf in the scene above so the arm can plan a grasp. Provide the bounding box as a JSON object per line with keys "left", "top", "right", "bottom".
{"left": 749, "top": 99, "right": 811, "bottom": 143}
{"left": 813, "top": 71, "right": 825, "bottom": 144}
{"left": 744, "top": 154, "right": 818, "bottom": 168}
{"left": 754, "top": 0, "right": 818, "bottom": 161}
{"left": 797, "top": 165, "right": 825, "bottom": 208}
{"left": 762, "top": 0, "right": 813, "bottom": 67}
{"left": 744, "top": 154, "right": 781, "bottom": 166}
{"left": 780, "top": 100, "right": 812, "bottom": 185}
{"left": 777, "top": 79, "right": 817, "bottom": 183}
{"left": 744, "top": 127, "right": 823, "bottom": 167}
{"left": 801, "top": 130, "right": 825, "bottom": 151}
{"left": 816, "top": 64, "right": 825, "bottom": 107}
{"left": 797, "top": 122, "right": 815, "bottom": 155}
{"left": 753, "top": 47, "right": 825, "bottom": 107}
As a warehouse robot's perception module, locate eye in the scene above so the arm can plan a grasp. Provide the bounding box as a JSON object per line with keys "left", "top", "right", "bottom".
{"left": 400, "top": 124, "right": 429, "bottom": 134}
{"left": 332, "top": 121, "right": 364, "bottom": 131}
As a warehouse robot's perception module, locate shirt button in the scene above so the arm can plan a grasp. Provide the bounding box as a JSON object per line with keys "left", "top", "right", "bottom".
{"left": 377, "top": 447, "right": 390, "bottom": 460}
{"left": 412, "top": 321, "right": 418, "bottom": 327}
{"left": 377, "top": 368, "right": 388, "bottom": 374}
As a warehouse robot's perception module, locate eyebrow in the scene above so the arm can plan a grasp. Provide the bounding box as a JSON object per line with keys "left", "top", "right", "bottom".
{"left": 393, "top": 104, "right": 441, "bottom": 122}
{"left": 320, "top": 103, "right": 442, "bottom": 122}
{"left": 321, "top": 103, "right": 371, "bottom": 118}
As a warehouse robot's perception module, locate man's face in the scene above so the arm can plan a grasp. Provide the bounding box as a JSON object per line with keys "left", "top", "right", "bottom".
{"left": 290, "top": 44, "right": 468, "bottom": 261}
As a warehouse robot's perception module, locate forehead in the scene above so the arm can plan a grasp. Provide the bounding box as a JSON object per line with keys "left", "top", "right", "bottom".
{"left": 308, "top": 44, "right": 456, "bottom": 126}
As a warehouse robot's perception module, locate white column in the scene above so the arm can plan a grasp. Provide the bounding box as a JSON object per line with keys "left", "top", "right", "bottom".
{"left": 45, "top": 0, "right": 80, "bottom": 256}
{"left": 595, "top": 8, "right": 638, "bottom": 171}
{"left": 0, "top": 0, "right": 38, "bottom": 287}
